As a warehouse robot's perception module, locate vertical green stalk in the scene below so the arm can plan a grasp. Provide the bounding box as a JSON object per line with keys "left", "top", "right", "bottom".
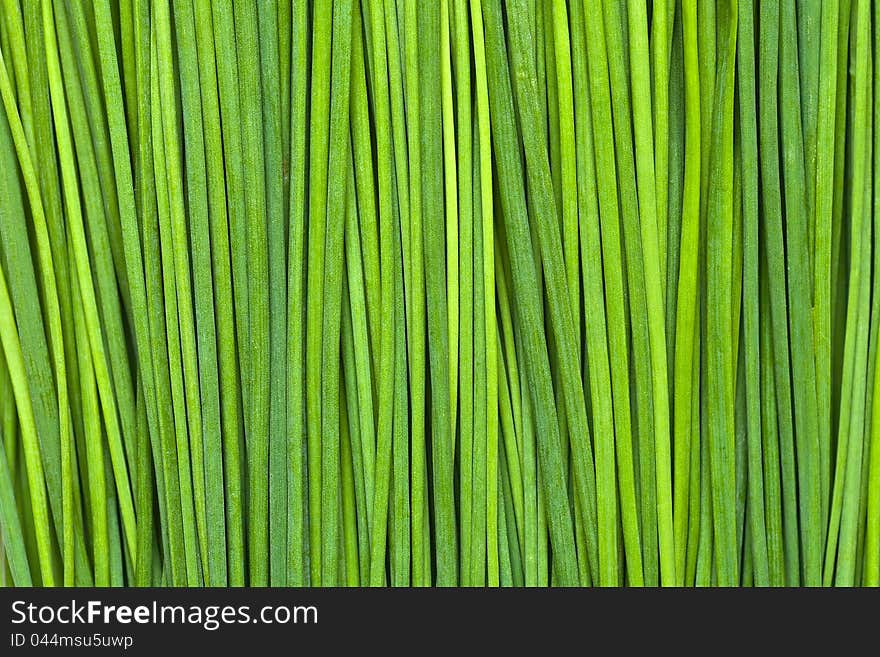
{"left": 798, "top": 0, "right": 821, "bottom": 264}
{"left": 344, "top": 149, "right": 376, "bottom": 555}
{"left": 402, "top": 0, "right": 428, "bottom": 586}
{"left": 0, "top": 49, "right": 73, "bottom": 585}
{"left": 340, "top": 384, "right": 359, "bottom": 586}
{"left": 626, "top": 0, "right": 675, "bottom": 586}
{"left": 471, "top": 1, "right": 498, "bottom": 585}
{"left": 1, "top": 0, "right": 33, "bottom": 146}
{"left": 758, "top": 0, "right": 801, "bottom": 585}
{"left": 760, "top": 275, "right": 785, "bottom": 586}
{"left": 830, "top": 1, "right": 852, "bottom": 413}
{"left": 140, "top": 24, "right": 186, "bottom": 585}
{"left": 132, "top": 0, "right": 171, "bottom": 583}
{"left": 510, "top": 0, "right": 602, "bottom": 585}
{"left": 134, "top": 384, "right": 152, "bottom": 586}
{"left": 575, "top": 0, "right": 640, "bottom": 586}
{"left": 869, "top": 23, "right": 880, "bottom": 581}
{"left": 232, "top": 0, "right": 270, "bottom": 587}
{"left": 209, "top": 1, "right": 249, "bottom": 584}
{"left": 350, "top": 8, "right": 381, "bottom": 382}
{"left": 825, "top": 0, "right": 871, "bottom": 586}
{"left": 155, "top": 0, "right": 211, "bottom": 583}
{"left": 0, "top": 261, "right": 54, "bottom": 585}
{"left": 482, "top": 0, "right": 579, "bottom": 585}
{"left": 279, "top": 0, "right": 292, "bottom": 186}
{"left": 814, "top": 0, "right": 840, "bottom": 538}
{"left": 194, "top": 0, "right": 241, "bottom": 586}
{"left": 652, "top": 0, "right": 670, "bottom": 290}
{"left": 735, "top": 0, "right": 770, "bottom": 586}
{"left": 599, "top": 0, "right": 657, "bottom": 586}
{"left": 0, "top": 17, "right": 63, "bottom": 582}
{"left": 62, "top": 0, "right": 133, "bottom": 327}
{"left": 151, "top": 31, "right": 202, "bottom": 585}
{"left": 779, "top": 0, "right": 822, "bottom": 587}
{"left": 0, "top": 363, "right": 29, "bottom": 585}
{"left": 418, "top": 0, "right": 456, "bottom": 585}
{"left": 171, "top": 0, "right": 224, "bottom": 586}
{"left": 257, "top": 0, "right": 288, "bottom": 588}
{"left": 673, "top": 0, "right": 701, "bottom": 586}
{"left": 452, "top": 0, "right": 474, "bottom": 586}
{"left": 93, "top": 0, "right": 167, "bottom": 585}
{"left": 22, "top": 11, "right": 82, "bottom": 566}
{"left": 287, "top": 0, "right": 310, "bottom": 588}
{"left": 342, "top": 158, "right": 372, "bottom": 581}
{"left": 704, "top": 0, "right": 737, "bottom": 587}
{"left": 834, "top": 156, "right": 872, "bottom": 586}
{"left": 582, "top": 0, "right": 644, "bottom": 586}
{"left": 57, "top": 0, "right": 139, "bottom": 517}
{"left": 441, "top": 0, "right": 459, "bottom": 463}
{"left": 868, "top": 287, "right": 880, "bottom": 586}
{"left": 391, "top": 210, "right": 411, "bottom": 586}
{"left": 306, "top": 0, "right": 333, "bottom": 585}
{"left": 341, "top": 276, "right": 368, "bottom": 583}
{"left": 320, "top": 0, "right": 354, "bottom": 587}
{"left": 71, "top": 265, "right": 107, "bottom": 586}
{"left": 854, "top": 37, "right": 877, "bottom": 586}
{"left": 367, "top": 0, "right": 399, "bottom": 587}
{"left": 118, "top": 0, "right": 137, "bottom": 150}
{"left": 469, "top": 103, "right": 490, "bottom": 586}
{"left": 666, "top": 12, "right": 685, "bottom": 372}
{"left": 548, "top": 0, "right": 579, "bottom": 362}
{"left": 44, "top": 0, "right": 137, "bottom": 566}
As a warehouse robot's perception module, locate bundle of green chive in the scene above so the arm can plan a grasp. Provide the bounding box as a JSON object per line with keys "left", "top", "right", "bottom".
{"left": 0, "top": 0, "right": 877, "bottom": 588}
